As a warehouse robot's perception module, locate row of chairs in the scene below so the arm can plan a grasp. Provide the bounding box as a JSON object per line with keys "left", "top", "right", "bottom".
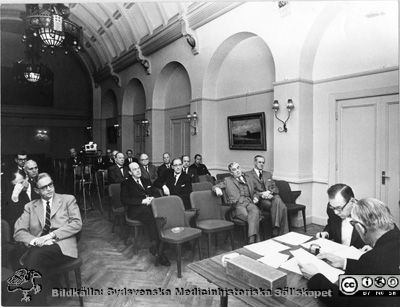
{"left": 108, "top": 183, "right": 236, "bottom": 278}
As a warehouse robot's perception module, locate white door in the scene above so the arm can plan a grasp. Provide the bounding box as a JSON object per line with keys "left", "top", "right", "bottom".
{"left": 336, "top": 95, "right": 399, "bottom": 224}
{"left": 170, "top": 118, "right": 190, "bottom": 159}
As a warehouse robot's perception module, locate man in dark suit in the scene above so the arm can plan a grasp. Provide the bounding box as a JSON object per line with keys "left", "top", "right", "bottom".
{"left": 213, "top": 162, "right": 261, "bottom": 244}
{"left": 154, "top": 158, "right": 192, "bottom": 209}
{"left": 139, "top": 153, "right": 158, "bottom": 183}
{"left": 245, "top": 155, "right": 288, "bottom": 236}
{"left": 124, "top": 149, "right": 138, "bottom": 166}
{"left": 104, "top": 148, "right": 115, "bottom": 169}
{"left": 316, "top": 184, "right": 364, "bottom": 249}
{"left": 7, "top": 160, "right": 41, "bottom": 234}
{"left": 156, "top": 152, "right": 173, "bottom": 179}
{"left": 5, "top": 151, "right": 28, "bottom": 182}
{"left": 108, "top": 152, "right": 129, "bottom": 183}
{"left": 121, "top": 162, "right": 170, "bottom": 266}
{"left": 93, "top": 149, "right": 106, "bottom": 171}
{"left": 188, "top": 154, "right": 210, "bottom": 177}
{"left": 14, "top": 173, "right": 82, "bottom": 304}
{"left": 181, "top": 155, "right": 198, "bottom": 183}
{"left": 299, "top": 198, "right": 400, "bottom": 307}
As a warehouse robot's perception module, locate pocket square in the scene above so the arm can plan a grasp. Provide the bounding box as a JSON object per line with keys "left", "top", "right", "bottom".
{"left": 147, "top": 185, "right": 151, "bottom": 188}
{"left": 180, "top": 184, "right": 186, "bottom": 187}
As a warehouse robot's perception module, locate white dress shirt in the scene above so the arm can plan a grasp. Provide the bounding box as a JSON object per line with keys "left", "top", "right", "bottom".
{"left": 341, "top": 217, "right": 353, "bottom": 246}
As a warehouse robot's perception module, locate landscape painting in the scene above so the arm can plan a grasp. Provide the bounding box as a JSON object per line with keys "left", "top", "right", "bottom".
{"left": 227, "top": 112, "right": 266, "bottom": 150}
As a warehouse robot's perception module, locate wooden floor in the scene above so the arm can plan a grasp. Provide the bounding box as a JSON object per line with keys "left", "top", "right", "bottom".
{"left": 43, "top": 201, "right": 323, "bottom": 307}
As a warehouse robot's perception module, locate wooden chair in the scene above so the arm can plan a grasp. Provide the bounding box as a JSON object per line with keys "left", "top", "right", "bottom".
{"left": 190, "top": 191, "right": 234, "bottom": 257}
{"left": 274, "top": 180, "right": 306, "bottom": 232}
{"left": 151, "top": 196, "right": 202, "bottom": 278}
{"left": 125, "top": 214, "right": 144, "bottom": 255}
{"left": 192, "top": 181, "right": 213, "bottom": 191}
{"left": 215, "top": 172, "right": 232, "bottom": 183}
{"left": 198, "top": 174, "right": 215, "bottom": 184}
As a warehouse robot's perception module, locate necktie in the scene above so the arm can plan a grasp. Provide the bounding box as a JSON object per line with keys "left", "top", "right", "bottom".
{"left": 174, "top": 174, "right": 179, "bottom": 185}
{"left": 167, "top": 164, "right": 170, "bottom": 169}
{"left": 42, "top": 201, "right": 51, "bottom": 235}
{"left": 120, "top": 167, "right": 124, "bottom": 176}
{"left": 145, "top": 166, "right": 149, "bottom": 173}
{"left": 259, "top": 171, "right": 263, "bottom": 180}
{"left": 239, "top": 176, "right": 246, "bottom": 184}
{"left": 136, "top": 179, "right": 143, "bottom": 189}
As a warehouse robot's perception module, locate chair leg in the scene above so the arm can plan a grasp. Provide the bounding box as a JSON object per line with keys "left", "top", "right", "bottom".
{"left": 287, "top": 212, "right": 292, "bottom": 232}
{"left": 215, "top": 234, "right": 218, "bottom": 248}
{"left": 197, "top": 238, "right": 202, "bottom": 260}
{"left": 111, "top": 215, "right": 116, "bottom": 233}
{"left": 229, "top": 230, "right": 234, "bottom": 251}
{"left": 242, "top": 225, "right": 247, "bottom": 246}
{"left": 302, "top": 209, "right": 307, "bottom": 232}
{"left": 74, "top": 267, "right": 84, "bottom": 307}
{"left": 64, "top": 272, "right": 70, "bottom": 288}
{"left": 133, "top": 226, "right": 139, "bottom": 254}
{"left": 176, "top": 244, "right": 182, "bottom": 278}
{"left": 207, "top": 233, "right": 211, "bottom": 258}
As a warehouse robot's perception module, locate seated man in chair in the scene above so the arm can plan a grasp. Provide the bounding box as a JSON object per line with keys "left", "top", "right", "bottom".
{"left": 245, "top": 155, "right": 288, "bottom": 236}
{"left": 121, "top": 162, "right": 170, "bottom": 266}
{"left": 213, "top": 162, "right": 261, "bottom": 244}
{"left": 13, "top": 173, "right": 82, "bottom": 305}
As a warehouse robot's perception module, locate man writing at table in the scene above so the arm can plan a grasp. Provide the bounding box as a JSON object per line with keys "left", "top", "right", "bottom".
{"left": 298, "top": 198, "right": 400, "bottom": 307}
{"left": 316, "top": 183, "right": 365, "bottom": 249}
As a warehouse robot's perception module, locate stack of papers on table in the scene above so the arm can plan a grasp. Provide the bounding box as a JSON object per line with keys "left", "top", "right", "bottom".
{"left": 257, "top": 252, "right": 290, "bottom": 268}
{"left": 244, "top": 239, "right": 290, "bottom": 257}
{"left": 273, "top": 231, "right": 313, "bottom": 246}
{"left": 301, "top": 238, "right": 365, "bottom": 260}
{"left": 289, "top": 248, "right": 344, "bottom": 283}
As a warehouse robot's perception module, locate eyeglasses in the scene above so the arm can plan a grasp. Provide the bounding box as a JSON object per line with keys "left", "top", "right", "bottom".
{"left": 328, "top": 198, "right": 356, "bottom": 213}
{"left": 173, "top": 163, "right": 182, "bottom": 167}
{"left": 17, "top": 158, "right": 27, "bottom": 161}
{"left": 38, "top": 182, "right": 54, "bottom": 191}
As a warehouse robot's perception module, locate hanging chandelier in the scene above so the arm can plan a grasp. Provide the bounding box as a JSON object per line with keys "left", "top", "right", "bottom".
{"left": 13, "top": 60, "right": 53, "bottom": 84}
{"left": 23, "top": 3, "right": 82, "bottom": 55}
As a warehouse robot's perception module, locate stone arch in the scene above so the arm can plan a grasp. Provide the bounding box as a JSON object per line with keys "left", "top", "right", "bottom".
{"left": 122, "top": 78, "right": 146, "bottom": 116}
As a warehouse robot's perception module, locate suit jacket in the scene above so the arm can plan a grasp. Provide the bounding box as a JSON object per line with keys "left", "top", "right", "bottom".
{"left": 108, "top": 164, "right": 129, "bottom": 183}
{"left": 140, "top": 164, "right": 158, "bottom": 183}
{"left": 220, "top": 174, "right": 257, "bottom": 207}
{"left": 188, "top": 163, "right": 210, "bottom": 176}
{"left": 308, "top": 226, "right": 400, "bottom": 307}
{"left": 103, "top": 156, "right": 115, "bottom": 169}
{"left": 157, "top": 172, "right": 192, "bottom": 208}
{"left": 323, "top": 205, "right": 364, "bottom": 248}
{"left": 182, "top": 167, "right": 198, "bottom": 183}
{"left": 124, "top": 157, "right": 139, "bottom": 167}
{"left": 93, "top": 157, "right": 106, "bottom": 171}
{"left": 13, "top": 193, "right": 82, "bottom": 258}
{"left": 121, "top": 176, "right": 152, "bottom": 207}
{"left": 245, "top": 169, "right": 279, "bottom": 196}
{"left": 157, "top": 163, "right": 173, "bottom": 178}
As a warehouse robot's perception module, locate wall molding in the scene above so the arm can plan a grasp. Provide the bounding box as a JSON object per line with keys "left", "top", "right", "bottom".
{"left": 146, "top": 104, "right": 190, "bottom": 112}
{"left": 191, "top": 88, "right": 274, "bottom": 103}
{"left": 1, "top": 107, "right": 90, "bottom": 121}
{"left": 273, "top": 78, "right": 313, "bottom": 86}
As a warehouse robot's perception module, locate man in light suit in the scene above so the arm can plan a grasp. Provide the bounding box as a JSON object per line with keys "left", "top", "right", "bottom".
{"left": 245, "top": 155, "right": 288, "bottom": 236}
{"left": 213, "top": 162, "right": 261, "bottom": 244}
{"left": 154, "top": 158, "right": 192, "bottom": 209}
{"left": 14, "top": 172, "right": 82, "bottom": 304}
{"left": 139, "top": 153, "right": 158, "bottom": 184}
{"left": 108, "top": 152, "right": 129, "bottom": 183}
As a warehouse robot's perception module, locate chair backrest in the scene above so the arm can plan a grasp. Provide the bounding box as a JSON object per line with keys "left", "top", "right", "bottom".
{"left": 198, "top": 174, "right": 214, "bottom": 183}
{"left": 192, "top": 181, "right": 213, "bottom": 191}
{"left": 151, "top": 196, "right": 185, "bottom": 229}
{"left": 1, "top": 219, "right": 10, "bottom": 243}
{"left": 108, "top": 183, "right": 123, "bottom": 209}
{"left": 274, "top": 180, "right": 295, "bottom": 204}
{"left": 190, "top": 190, "right": 222, "bottom": 221}
{"left": 216, "top": 172, "right": 231, "bottom": 182}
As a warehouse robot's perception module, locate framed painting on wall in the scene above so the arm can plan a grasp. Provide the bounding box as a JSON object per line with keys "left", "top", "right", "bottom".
{"left": 227, "top": 112, "right": 266, "bottom": 150}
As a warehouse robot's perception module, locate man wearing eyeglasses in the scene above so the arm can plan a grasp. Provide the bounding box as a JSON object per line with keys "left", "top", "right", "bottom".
{"left": 154, "top": 158, "right": 192, "bottom": 209}
{"left": 299, "top": 198, "right": 400, "bottom": 307}
{"left": 13, "top": 173, "right": 82, "bottom": 304}
{"left": 316, "top": 184, "right": 365, "bottom": 249}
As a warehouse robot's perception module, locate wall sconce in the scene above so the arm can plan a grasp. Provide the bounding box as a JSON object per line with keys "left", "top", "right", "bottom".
{"left": 35, "top": 129, "right": 49, "bottom": 141}
{"left": 187, "top": 112, "right": 198, "bottom": 135}
{"left": 141, "top": 119, "right": 150, "bottom": 137}
{"left": 113, "top": 123, "right": 121, "bottom": 137}
{"left": 272, "top": 99, "right": 294, "bottom": 133}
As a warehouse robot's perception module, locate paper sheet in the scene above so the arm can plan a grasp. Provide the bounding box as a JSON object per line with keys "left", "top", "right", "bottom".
{"left": 290, "top": 248, "right": 344, "bottom": 283}
{"left": 280, "top": 257, "right": 302, "bottom": 275}
{"left": 257, "top": 252, "right": 290, "bottom": 268}
{"left": 273, "top": 231, "right": 313, "bottom": 246}
{"left": 301, "top": 238, "right": 365, "bottom": 260}
{"left": 244, "top": 239, "right": 290, "bottom": 256}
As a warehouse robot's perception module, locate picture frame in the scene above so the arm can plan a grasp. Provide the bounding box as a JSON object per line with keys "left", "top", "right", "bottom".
{"left": 227, "top": 112, "right": 266, "bottom": 150}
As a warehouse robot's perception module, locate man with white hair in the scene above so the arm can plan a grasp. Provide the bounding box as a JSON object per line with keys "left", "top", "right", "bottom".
{"left": 299, "top": 198, "right": 400, "bottom": 307}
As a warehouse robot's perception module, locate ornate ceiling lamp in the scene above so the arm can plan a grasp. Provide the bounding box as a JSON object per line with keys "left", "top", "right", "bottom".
{"left": 23, "top": 3, "right": 83, "bottom": 55}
